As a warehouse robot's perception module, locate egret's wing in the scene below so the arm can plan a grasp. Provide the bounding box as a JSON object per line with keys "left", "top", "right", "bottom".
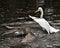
{"left": 38, "top": 19, "right": 50, "bottom": 31}
{"left": 29, "top": 15, "right": 50, "bottom": 32}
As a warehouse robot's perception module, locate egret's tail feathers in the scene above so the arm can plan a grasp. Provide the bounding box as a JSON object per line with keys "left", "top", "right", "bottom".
{"left": 54, "top": 29, "right": 60, "bottom": 33}
{"left": 50, "top": 26, "right": 60, "bottom": 33}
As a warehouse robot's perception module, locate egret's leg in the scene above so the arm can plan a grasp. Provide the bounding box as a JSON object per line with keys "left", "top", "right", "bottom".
{"left": 46, "top": 29, "right": 50, "bottom": 35}
{"left": 48, "top": 31, "right": 50, "bottom": 35}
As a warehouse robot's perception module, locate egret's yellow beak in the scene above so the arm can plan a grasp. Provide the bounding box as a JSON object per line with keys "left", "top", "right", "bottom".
{"left": 35, "top": 10, "right": 39, "bottom": 13}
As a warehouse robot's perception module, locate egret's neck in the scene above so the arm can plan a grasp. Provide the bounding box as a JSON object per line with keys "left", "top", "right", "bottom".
{"left": 40, "top": 9, "right": 43, "bottom": 18}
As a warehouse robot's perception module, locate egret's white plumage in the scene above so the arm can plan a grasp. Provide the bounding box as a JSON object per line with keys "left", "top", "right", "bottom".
{"left": 29, "top": 7, "right": 60, "bottom": 34}
{"left": 49, "top": 26, "right": 60, "bottom": 33}
{"left": 29, "top": 15, "right": 50, "bottom": 34}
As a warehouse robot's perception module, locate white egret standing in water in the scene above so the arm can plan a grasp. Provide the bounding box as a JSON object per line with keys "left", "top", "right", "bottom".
{"left": 29, "top": 7, "right": 60, "bottom": 34}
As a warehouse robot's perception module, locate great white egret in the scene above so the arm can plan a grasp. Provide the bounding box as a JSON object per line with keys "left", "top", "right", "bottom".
{"left": 29, "top": 7, "right": 60, "bottom": 34}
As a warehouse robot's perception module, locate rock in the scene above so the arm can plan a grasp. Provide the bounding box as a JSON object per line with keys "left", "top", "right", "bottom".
{"left": 14, "top": 31, "right": 27, "bottom": 37}
{"left": 21, "top": 32, "right": 36, "bottom": 43}
{"left": 46, "top": 45, "right": 53, "bottom": 48}
{"left": 14, "top": 31, "right": 20, "bottom": 35}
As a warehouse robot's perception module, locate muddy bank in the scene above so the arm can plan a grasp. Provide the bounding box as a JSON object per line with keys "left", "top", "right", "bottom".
{"left": 0, "top": 21, "right": 60, "bottom": 48}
